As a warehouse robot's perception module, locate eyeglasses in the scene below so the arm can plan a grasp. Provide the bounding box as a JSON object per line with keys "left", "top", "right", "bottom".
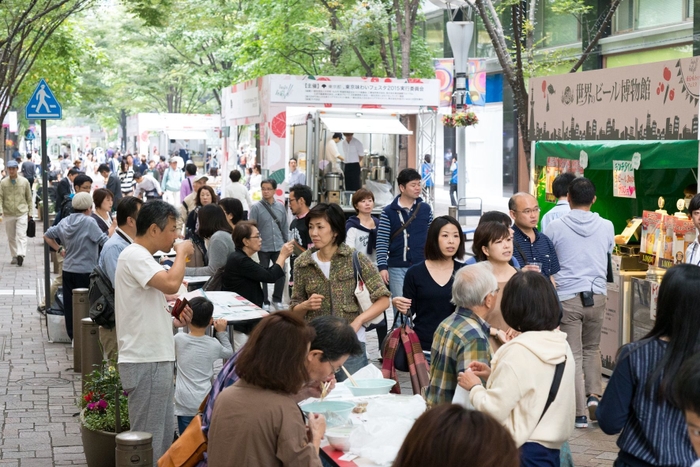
{"left": 328, "top": 360, "right": 340, "bottom": 374}
{"left": 514, "top": 208, "right": 540, "bottom": 215}
{"left": 249, "top": 235, "right": 262, "bottom": 239}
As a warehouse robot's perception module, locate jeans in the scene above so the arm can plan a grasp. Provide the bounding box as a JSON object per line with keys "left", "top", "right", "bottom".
{"left": 559, "top": 294, "right": 605, "bottom": 417}
{"left": 520, "top": 442, "right": 560, "bottom": 467}
{"left": 388, "top": 267, "right": 408, "bottom": 325}
{"left": 62, "top": 271, "right": 91, "bottom": 340}
{"left": 450, "top": 183, "right": 458, "bottom": 206}
{"left": 336, "top": 342, "right": 367, "bottom": 382}
{"left": 177, "top": 416, "right": 194, "bottom": 436}
{"left": 257, "top": 250, "right": 285, "bottom": 304}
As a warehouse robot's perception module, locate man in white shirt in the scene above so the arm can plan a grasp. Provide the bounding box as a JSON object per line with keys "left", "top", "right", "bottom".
{"left": 323, "top": 133, "right": 343, "bottom": 173}
{"left": 114, "top": 201, "right": 194, "bottom": 462}
{"left": 686, "top": 193, "right": 700, "bottom": 265}
{"left": 224, "top": 169, "right": 253, "bottom": 217}
{"left": 133, "top": 171, "right": 163, "bottom": 201}
{"left": 341, "top": 133, "right": 364, "bottom": 191}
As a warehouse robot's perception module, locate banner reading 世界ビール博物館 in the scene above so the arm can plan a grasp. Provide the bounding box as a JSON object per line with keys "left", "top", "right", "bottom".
{"left": 530, "top": 57, "right": 700, "bottom": 142}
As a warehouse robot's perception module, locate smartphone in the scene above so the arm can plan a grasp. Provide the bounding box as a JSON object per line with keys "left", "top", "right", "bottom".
{"left": 171, "top": 298, "right": 189, "bottom": 320}
{"left": 580, "top": 291, "right": 594, "bottom": 307}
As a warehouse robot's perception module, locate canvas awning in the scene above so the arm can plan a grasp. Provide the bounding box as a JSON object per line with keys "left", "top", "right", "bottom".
{"left": 166, "top": 130, "right": 208, "bottom": 140}
{"left": 319, "top": 115, "right": 412, "bottom": 135}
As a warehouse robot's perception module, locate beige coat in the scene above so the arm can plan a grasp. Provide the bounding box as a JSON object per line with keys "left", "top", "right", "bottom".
{"left": 0, "top": 176, "right": 31, "bottom": 217}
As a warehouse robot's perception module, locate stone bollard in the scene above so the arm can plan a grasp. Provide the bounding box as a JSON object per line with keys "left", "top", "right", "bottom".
{"left": 448, "top": 206, "right": 458, "bottom": 221}
{"left": 72, "top": 288, "right": 90, "bottom": 372}
{"left": 81, "top": 318, "right": 103, "bottom": 392}
{"left": 116, "top": 431, "right": 153, "bottom": 467}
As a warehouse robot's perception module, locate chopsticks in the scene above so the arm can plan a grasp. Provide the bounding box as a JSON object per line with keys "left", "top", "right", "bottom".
{"left": 320, "top": 381, "right": 331, "bottom": 401}
{"left": 341, "top": 366, "right": 358, "bottom": 387}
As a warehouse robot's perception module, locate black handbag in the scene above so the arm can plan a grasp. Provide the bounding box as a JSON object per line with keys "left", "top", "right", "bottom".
{"left": 26, "top": 217, "right": 35, "bottom": 238}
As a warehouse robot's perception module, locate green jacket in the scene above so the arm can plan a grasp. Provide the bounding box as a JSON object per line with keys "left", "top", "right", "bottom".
{"left": 290, "top": 243, "right": 390, "bottom": 323}
{"left": 0, "top": 176, "right": 31, "bottom": 217}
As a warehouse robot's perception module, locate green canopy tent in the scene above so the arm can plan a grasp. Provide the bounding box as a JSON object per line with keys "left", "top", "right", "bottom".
{"left": 532, "top": 140, "right": 699, "bottom": 232}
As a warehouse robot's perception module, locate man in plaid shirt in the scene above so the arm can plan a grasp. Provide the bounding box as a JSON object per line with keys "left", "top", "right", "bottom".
{"left": 426, "top": 263, "right": 499, "bottom": 407}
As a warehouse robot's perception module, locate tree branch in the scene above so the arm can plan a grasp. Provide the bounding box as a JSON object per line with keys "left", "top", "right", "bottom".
{"left": 569, "top": 0, "right": 621, "bottom": 73}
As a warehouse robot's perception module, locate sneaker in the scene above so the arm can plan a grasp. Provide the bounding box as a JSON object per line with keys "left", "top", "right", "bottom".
{"left": 10, "top": 257, "right": 16, "bottom": 265}
{"left": 16, "top": 255, "right": 23, "bottom": 266}
{"left": 587, "top": 395, "right": 600, "bottom": 421}
{"left": 575, "top": 415, "right": 588, "bottom": 428}
{"left": 271, "top": 301, "right": 286, "bottom": 311}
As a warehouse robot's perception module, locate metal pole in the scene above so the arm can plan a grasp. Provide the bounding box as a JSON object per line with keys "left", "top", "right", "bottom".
{"left": 41, "top": 119, "right": 50, "bottom": 309}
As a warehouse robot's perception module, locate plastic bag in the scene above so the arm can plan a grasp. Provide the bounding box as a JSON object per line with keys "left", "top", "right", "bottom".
{"left": 366, "top": 180, "right": 393, "bottom": 206}
{"left": 349, "top": 417, "right": 414, "bottom": 466}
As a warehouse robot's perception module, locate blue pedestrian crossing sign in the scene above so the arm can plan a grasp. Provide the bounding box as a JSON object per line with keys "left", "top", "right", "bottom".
{"left": 25, "top": 78, "right": 62, "bottom": 120}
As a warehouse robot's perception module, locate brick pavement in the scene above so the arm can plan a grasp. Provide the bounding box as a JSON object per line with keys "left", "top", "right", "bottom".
{"left": 0, "top": 201, "right": 619, "bottom": 466}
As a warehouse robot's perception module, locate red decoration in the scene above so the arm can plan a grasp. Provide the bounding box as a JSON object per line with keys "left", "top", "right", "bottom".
{"left": 270, "top": 112, "right": 286, "bottom": 138}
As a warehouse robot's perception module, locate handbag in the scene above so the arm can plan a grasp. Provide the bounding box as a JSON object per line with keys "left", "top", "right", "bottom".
{"left": 158, "top": 398, "right": 208, "bottom": 467}
{"left": 351, "top": 251, "right": 384, "bottom": 330}
{"left": 381, "top": 315, "right": 430, "bottom": 395}
{"left": 202, "top": 267, "right": 225, "bottom": 292}
{"left": 26, "top": 217, "right": 35, "bottom": 238}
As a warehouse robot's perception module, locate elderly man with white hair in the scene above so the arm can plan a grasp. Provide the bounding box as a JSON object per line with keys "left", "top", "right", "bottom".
{"left": 425, "top": 262, "right": 501, "bottom": 407}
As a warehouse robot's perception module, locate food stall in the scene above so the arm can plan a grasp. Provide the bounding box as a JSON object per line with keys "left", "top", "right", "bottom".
{"left": 219, "top": 75, "right": 440, "bottom": 211}
{"left": 529, "top": 57, "right": 700, "bottom": 373}
{"left": 125, "top": 112, "right": 221, "bottom": 167}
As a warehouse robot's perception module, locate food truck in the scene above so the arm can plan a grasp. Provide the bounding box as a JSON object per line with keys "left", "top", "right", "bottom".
{"left": 219, "top": 74, "right": 440, "bottom": 210}
{"left": 529, "top": 56, "right": 700, "bottom": 374}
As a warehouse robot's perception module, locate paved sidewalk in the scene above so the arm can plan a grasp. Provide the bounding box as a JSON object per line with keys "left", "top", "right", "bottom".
{"left": 0, "top": 217, "right": 619, "bottom": 466}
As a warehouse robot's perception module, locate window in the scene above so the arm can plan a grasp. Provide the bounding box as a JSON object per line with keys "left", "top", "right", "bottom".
{"left": 538, "top": 1, "right": 581, "bottom": 48}
{"left": 425, "top": 15, "right": 445, "bottom": 58}
{"left": 614, "top": 0, "right": 689, "bottom": 33}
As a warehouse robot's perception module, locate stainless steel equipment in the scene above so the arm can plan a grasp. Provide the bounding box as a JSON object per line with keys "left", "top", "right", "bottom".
{"left": 324, "top": 173, "right": 342, "bottom": 192}
{"left": 369, "top": 155, "right": 387, "bottom": 182}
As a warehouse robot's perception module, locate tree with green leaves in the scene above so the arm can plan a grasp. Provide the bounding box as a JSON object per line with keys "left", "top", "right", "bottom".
{"left": 473, "top": 0, "right": 622, "bottom": 168}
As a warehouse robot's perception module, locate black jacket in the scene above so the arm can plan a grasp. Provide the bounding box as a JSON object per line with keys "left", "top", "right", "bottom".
{"left": 222, "top": 250, "right": 284, "bottom": 307}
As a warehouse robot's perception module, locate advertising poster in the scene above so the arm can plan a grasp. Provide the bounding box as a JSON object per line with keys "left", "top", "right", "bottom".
{"left": 433, "top": 58, "right": 454, "bottom": 108}
{"left": 612, "top": 160, "right": 636, "bottom": 198}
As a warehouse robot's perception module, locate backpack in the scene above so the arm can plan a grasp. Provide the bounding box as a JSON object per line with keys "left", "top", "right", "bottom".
{"left": 88, "top": 265, "right": 116, "bottom": 328}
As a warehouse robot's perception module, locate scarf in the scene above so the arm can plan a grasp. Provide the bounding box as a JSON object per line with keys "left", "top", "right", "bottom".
{"left": 345, "top": 215, "right": 379, "bottom": 255}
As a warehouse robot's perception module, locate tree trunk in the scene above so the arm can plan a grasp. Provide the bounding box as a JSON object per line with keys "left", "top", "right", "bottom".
{"left": 119, "top": 109, "right": 127, "bottom": 152}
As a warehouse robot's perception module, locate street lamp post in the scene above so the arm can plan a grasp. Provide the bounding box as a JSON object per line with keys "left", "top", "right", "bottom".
{"left": 446, "top": 21, "right": 474, "bottom": 209}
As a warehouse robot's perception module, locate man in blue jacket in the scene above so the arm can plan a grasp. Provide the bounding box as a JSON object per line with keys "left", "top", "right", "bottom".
{"left": 376, "top": 168, "right": 433, "bottom": 319}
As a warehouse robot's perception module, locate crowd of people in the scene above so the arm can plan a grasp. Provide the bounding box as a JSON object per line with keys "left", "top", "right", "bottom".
{"left": 3, "top": 151, "right": 699, "bottom": 467}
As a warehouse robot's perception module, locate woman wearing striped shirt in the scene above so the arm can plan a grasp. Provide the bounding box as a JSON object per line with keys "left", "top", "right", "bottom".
{"left": 597, "top": 264, "right": 700, "bottom": 466}
{"left": 119, "top": 156, "right": 136, "bottom": 196}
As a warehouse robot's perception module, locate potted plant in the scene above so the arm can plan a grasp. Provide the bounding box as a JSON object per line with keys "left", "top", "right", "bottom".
{"left": 79, "top": 361, "right": 129, "bottom": 467}
{"left": 442, "top": 110, "right": 479, "bottom": 128}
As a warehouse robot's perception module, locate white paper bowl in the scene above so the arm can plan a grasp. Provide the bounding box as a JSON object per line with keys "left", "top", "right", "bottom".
{"left": 346, "top": 378, "right": 396, "bottom": 397}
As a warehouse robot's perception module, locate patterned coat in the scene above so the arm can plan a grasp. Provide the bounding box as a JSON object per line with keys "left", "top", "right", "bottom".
{"left": 290, "top": 243, "right": 390, "bottom": 323}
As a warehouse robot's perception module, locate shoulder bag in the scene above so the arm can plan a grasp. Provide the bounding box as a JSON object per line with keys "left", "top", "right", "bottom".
{"left": 352, "top": 251, "right": 385, "bottom": 331}
{"left": 259, "top": 200, "right": 284, "bottom": 236}
{"left": 157, "top": 397, "right": 208, "bottom": 467}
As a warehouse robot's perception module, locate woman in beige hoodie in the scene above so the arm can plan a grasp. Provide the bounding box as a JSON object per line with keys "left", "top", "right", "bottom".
{"left": 459, "top": 271, "right": 575, "bottom": 467}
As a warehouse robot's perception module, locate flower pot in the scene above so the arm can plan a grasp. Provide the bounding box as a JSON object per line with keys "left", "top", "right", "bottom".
{"left": 80, "top": 412, "right": 116, "bottom": 467}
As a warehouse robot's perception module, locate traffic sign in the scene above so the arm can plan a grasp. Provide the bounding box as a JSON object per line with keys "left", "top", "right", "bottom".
{"left": 25, "top": 78, "right": 62, "bottom": 120}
